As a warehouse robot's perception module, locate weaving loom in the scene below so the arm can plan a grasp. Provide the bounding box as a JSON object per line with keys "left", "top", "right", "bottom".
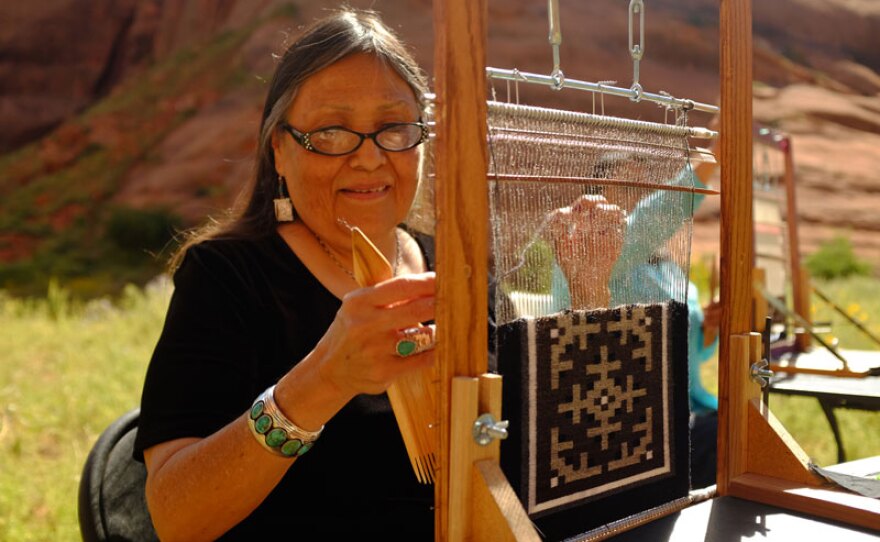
{"left": 428, "top": 1, "right": 880, "bottom": 539}
{"left": 752, "top": 130, "right": 791, "bottom": 315}
{"left": 483, "top": 91, "right": 706, "bottom": 538}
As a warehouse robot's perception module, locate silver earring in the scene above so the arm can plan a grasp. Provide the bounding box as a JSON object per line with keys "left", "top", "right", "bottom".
{"left": 274, "top": 174, "right": 295, "bottom": 222}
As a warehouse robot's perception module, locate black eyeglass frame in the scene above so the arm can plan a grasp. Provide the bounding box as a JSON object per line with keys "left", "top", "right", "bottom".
{"left": 280, "top": 121, "right": 429, "bottom": 156}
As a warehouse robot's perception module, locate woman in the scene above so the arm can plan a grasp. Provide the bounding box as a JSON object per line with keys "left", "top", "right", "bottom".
{"left": 135, "top": 9, "right": 624, "bottom": 540}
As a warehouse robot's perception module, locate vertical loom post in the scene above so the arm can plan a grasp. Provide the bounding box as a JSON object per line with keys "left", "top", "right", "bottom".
{"left": 796, "top": 267, "right": 813, "bottom": 351}
{"left": 783, "top": 140, "right": 811, "bottom": 352}
{"left": 716, "top": 0, "right": 754, "bottom": 494}
{"left": 448, "top": 375, "right": 538, "bottom": 542}
{"left": 433, "top": 0, "right": 490, "bottom": 539}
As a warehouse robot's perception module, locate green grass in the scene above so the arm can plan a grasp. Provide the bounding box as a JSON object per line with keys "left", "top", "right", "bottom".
{"left": 811, "top": 275, "right": 880, "bottom": 351}
{"left": 1, "top": 272, "right": 878, "bottom": 540}
{"left": 0, "top": 279, "right": 171, "bottom": 541}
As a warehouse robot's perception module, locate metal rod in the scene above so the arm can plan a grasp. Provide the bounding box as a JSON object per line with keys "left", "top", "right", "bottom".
{"left": 570, "top": 486, "right": 717, "bottom": 542}
{"left": 486, "top": 67, "right": 719, "bottom": 114}
{"left": 489, "top": 130, "right": 718, "bottom": 160}
{"left": 488, "top": 101, "right": 718, "bottom": 138}
{"left": 812, "top": 285, "right": 880, "bottom": 349}
{"left": 757, "top": 283, "right": 851, "bottom": 369}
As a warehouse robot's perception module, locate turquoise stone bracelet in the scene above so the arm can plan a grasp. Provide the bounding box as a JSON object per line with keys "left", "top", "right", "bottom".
{"left": 247, "top": 385, "right": 323, "bottom": 458}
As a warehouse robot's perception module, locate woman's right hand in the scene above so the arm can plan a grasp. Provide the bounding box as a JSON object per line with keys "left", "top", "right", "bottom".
{"left": 543, "top": 195, "right": 627, "bottom": 308}
{"left": 315, "top": 271, "right": 436, "bottom": 397}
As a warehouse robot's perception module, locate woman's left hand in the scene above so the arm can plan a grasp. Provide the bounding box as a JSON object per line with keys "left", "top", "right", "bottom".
{"left": 543, "top": 194, "right": 627, "bottom": 308}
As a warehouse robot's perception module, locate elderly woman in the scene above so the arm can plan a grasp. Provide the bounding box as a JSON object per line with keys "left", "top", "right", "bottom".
{"left": 134, "top": 9, "right": 624, "bottom": 540}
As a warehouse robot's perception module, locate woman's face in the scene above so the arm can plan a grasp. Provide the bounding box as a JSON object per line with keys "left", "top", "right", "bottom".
{"left": 272, "top": 53, "right": 422, "bottom": 245}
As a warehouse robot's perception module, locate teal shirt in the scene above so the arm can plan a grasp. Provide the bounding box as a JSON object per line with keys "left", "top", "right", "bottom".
{"left": 549, "top": 165, "right": 718, "bottom": 412}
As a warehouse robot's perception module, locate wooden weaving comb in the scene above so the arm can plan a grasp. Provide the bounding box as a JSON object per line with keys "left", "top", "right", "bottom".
{"left": 351, "top": 227, "right": 438, "bottom": 483}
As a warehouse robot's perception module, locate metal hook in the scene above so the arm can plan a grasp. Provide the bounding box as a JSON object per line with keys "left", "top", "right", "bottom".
{"left": 631, "top": 83, "right": 643, "bottom": 103}
{"left": 548, "top": 0, "right": 565, "bottom": 91}
{"left": 628, "top": 0, "right": 646, "bottom": 101}
{"left": 597, "top": 80, "right": 615, "bottom": 116}
{"left": 658, "top": 90, "right": 672, "bottom": 124}
{"left": 511, "top": 68, "right": 525, "bottom": 104}
{"left": 551, "top": 69, "right": 565, "bottom": 91}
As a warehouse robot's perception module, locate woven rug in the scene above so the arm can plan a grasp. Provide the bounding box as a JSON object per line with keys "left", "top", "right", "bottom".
{"left": 498, "top": 300, "right": 690, "bottom": 540}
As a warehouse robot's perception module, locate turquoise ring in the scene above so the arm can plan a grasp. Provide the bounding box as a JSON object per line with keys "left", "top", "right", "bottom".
{"left": 395, "top": 326, "right": 435, "bottom": 357}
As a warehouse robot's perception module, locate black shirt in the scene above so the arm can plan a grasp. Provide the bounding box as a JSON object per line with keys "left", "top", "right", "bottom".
{"left": 134, "top": 231, "right": 435, "bottom": 539}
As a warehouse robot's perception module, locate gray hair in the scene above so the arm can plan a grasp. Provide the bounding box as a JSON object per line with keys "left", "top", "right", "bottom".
{"left": 171, "top": 9, "right": 429, "bottom": 268}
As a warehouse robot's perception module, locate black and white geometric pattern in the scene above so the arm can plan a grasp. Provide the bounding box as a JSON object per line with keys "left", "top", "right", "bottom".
{"left": 498, "top": 300, "right": 690, "bottom": 535}
{"left": 527, "top": 302, "right": 675, "bottom": 513}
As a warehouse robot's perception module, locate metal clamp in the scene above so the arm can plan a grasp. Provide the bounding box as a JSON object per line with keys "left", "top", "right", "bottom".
{"left": 751, "top": 316, "right": 775, "bottom": 389}
{"left": 750, "top": 358, "right": 774, "bottom": 388}
{"left": 472, "top": 413, "right": 509, "bottom": 446}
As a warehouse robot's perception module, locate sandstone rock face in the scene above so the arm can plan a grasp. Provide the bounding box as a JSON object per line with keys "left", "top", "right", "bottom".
{"left": 0, "top": 0, "right": 279, "bottom": 153}
{"left": 1, "top": 0, "right": 879, "bottom": 271}
{"left": 151, "top": 0, "right": 276, "bottom": 58}
{"left": 113, "top": 90, "right": 262, "bottom": 224}
{"left": 0, "top": 0, "right": 151, "bottom": 152}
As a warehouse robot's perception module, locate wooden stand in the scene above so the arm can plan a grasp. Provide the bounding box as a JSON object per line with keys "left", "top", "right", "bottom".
{"left": 717, "top": 0, "right": 880, "bottom": 531}
{"left": 785, "top": 142, "right": 811, "bottom": 352}
{"left": 752, "top": 129, "right": 875, "bottom": 378}
{"left": 448, "top": 375, "right": 540, "bottom": 541}
{"left": 433, "top": 1, "right": 539, "bottom": 540}
{"left": 430, "top": 0, "right": 878, "bottom": 539}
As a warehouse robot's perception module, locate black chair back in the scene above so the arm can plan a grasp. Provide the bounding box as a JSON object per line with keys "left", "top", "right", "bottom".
{"left": 78, "top": 408, "right": 159, "bottom": 541}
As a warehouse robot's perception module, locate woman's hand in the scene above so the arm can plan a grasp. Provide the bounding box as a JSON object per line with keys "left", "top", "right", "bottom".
{"left": 544, "top": 195, "right": 627, "bottom": 308}
{"left": 315, "top": 271, "right": 436, "bottom": 397}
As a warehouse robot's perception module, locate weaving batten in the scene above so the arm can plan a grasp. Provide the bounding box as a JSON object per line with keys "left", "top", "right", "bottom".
{"left": 350, "top": 228, "right": 438, "bottom": 484}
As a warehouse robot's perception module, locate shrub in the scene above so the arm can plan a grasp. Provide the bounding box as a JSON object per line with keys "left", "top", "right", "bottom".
{"left": 805, "top": 236, "right": 872, "bottom": 280}
{"left": 502, "top": 240, "right": 555, "bottom": 294}
{"left": 105, "top": 206, "right": 182, "bottom": 255}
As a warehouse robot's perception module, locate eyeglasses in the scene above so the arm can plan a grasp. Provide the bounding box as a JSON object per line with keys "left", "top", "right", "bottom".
{"left": 280, "top": 121, "right": 428, "bottom": 156}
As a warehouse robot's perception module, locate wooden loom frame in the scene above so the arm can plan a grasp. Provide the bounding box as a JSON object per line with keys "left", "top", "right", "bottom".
{"left": 430, "top": 0, "right": 880, "bottom": 540}
{"left": 752, "top": 126, "right": 879, "bottom": 378}
{"left": 750, "top": 124, "right": 817, "bottom": 365}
